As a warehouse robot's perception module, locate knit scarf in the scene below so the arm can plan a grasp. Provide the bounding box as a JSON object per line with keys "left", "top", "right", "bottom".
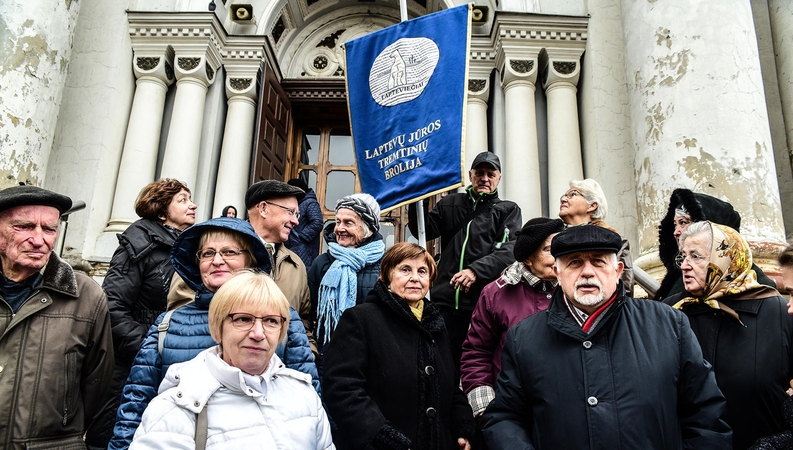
{"left": 317, "top": 239, "right": 385, "bottom": 343}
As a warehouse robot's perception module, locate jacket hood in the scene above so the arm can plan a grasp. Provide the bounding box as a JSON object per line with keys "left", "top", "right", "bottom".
{"left": 657, "top": 189, "right": 741, "bottom": 299}
{"left": 170, "top": 217, "right": 271, "bottom": 293}
{"left": 301, "top": 189, "right": 317, "bottom": 203}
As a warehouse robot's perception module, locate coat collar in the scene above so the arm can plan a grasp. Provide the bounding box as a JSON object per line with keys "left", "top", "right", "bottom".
{"left": 367, "top": 280, "right": 445, "bottom": 336}
{"left": 36, "top": 253, "right": 78, "bottom": 298}
{"left": 545, "top": 281, "right": 626, "bottom": 341}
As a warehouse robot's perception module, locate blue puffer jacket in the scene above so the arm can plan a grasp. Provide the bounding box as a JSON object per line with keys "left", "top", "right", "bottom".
{"left": 108, "top": 218, "right": 320, "bottom": 450}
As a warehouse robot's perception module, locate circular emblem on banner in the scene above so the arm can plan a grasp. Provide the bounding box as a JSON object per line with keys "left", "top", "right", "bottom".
{"left": 368, "top": 38, "right": 440, "bottom": 107}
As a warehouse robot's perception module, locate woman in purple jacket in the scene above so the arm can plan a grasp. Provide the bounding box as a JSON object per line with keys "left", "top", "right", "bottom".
{"left": 460, "top": 217, "right": 565, "bottom": 417}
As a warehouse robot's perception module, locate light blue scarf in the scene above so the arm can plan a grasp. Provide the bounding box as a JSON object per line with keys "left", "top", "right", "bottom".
{"left": 317, "top": 239, "right": 385, "bottom": 343}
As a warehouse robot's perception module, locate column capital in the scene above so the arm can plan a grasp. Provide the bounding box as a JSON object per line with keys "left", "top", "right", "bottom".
{"left": 222, "top": 38, "right": 267, "bottom": 100}
{"left": 132, "top": 47, "right": 175, "bottom": 86}
{"left": 499, "top": 56, "right": 539, "bottom": 87}
{"left": 541, "top": 48, "right": 584, "bottom": 89}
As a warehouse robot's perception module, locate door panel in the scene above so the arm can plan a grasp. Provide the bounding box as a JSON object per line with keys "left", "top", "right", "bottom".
{"left": 252, "top": 61, "right": 291, "bottom": 183}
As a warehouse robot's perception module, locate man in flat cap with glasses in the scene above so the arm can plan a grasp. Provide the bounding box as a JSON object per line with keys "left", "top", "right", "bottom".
{"left": 0, "top": 184, "right": 114, "bottom": 449}
{"left": 482, "top": 225, "right": 732, "bottom": 449}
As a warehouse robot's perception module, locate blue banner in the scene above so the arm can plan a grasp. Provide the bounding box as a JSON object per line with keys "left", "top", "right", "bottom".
{"left": 343, "top": 4, "right": 471, "bottom": 212}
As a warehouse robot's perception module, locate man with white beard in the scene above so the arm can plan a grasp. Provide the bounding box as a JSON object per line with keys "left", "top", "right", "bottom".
{"left": 482, "top": 225, "right": 732, "bottom": 450}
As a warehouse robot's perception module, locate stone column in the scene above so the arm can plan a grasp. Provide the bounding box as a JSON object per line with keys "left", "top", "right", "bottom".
{"left": 104, "top": 50, "right": 175, "bottom": 232}
{"left": 465, "top": 77, "right": 491, "bottom": 186}
{"left": 160, "top": 53, "right": 219, "bottom": 190}
{"left": 769, "top": 0, "right": 793, "bottom": 175}
{"left": 212, "top": 72, "right": 259, "bottom": 217}
{"left": 499, "top": 55, "right": 542, "bottom": 219}
{"left": 622, "top": 0, "right": 785, "bottom": 266}
{"left": 0, "top": 0, "right": 81, "bottom": 187}
{"left": 543, "top": 52, "right": 584, "bottom": 205}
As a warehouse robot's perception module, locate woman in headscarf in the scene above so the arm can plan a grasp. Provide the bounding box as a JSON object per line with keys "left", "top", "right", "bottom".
{"left": 323, "top": 242, "right": 476, "bottom": 450}
{"left": 664, "top": 221, "right": 793, "bottom": 449}
{"left": 308, "top": 193, "right": 385, "bottom": 372}
{"left": 108, "top": 217, "right": 319, "bottom": 449}
{"left": 655, "top": 188, "right": 776, "bottom": 301}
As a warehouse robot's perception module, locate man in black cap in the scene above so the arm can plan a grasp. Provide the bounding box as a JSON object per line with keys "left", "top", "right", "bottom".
{"left": 245, "top": 180, "right": 315, "bottom": 351}
{"left": 482, "top": 225, "right": 732, "bottom": 449}
{"left": 0, "top": 185, "right": 114, "bottom": 448}
{"left": 408, "top": 151, "right": 521, "bottom": 371}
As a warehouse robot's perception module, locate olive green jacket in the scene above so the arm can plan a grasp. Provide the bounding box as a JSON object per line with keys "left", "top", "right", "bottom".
{"left": 0, "top": 254, "right": 114, "bottom": 450}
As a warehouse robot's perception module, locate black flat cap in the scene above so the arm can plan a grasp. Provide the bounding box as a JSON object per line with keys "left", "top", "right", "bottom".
{"left": 471, "top": 152, "right": 501, "bottom": 171}
{"left": 514, "top": 217, "right": 565, "bottom": 262}
{"left": 551, "top": 225, "right": 622, "bottom": 258}
{"left": 0, "top": 184, "right": 72, "bottom": 215}
{"left": 245, "top": 180, "right": 305, "bottom": 210}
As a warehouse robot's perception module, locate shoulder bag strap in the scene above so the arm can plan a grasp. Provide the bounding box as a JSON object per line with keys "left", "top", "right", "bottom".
{"left": 195, "top": 401, "right": 208, "bottom": 450}
{"left": 157, "top": 309, "right": 177, "bottom": 355}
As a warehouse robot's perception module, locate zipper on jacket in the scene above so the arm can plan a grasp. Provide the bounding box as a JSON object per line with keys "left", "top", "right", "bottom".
{"left": 62, "top": 408, "right": 68, "bottom": 426}
{"left": 455, "top": 192, "right": 482, "bottom": 309}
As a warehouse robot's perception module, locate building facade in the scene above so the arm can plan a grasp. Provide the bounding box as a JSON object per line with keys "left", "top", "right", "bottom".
{"left": 1, "top": 0, "right": 791, "bottom": 287}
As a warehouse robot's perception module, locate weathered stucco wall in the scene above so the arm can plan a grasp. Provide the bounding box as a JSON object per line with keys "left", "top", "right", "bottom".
{"left": 622, "top": 0, "right": 785, "bottom": 252}
{"left": 47, "top": 0, "right": 135, "bottom": 264}
{"left": 578, "top": 0, "right": 638, "bottom": 248}
{"left": 0, "top": 0, "right": 81, "bottom": 187}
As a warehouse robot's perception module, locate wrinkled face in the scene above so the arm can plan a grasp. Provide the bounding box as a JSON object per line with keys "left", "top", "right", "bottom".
{"left": 0, "top": 205, "right": 60, "bottom": 281}
{"left": 257, "top": 196, "right": 299, "bottom": 243}
{"left": 334, "top": 208, "right": 367, "bottom": 248}
{"left": 225, "top": 207, "right": 237, "bottom": 218}
{"left": 558, "top": 189, "right": 595, "bottom": 224}
{"left": 221, "top": 304, "right": 283, "bottom": 375}
{"left": 781, "top": 266, "right": 793, "bottom": 315}
{"left": 163, "top": 189, "right": 197, "bottom": 230}
{"left": 469, "top": 165, "right": 501, "bottom": 195}
{"left": 388, "top": 257, "right": 431, "bottom": 305}
{"left": 554, "top": 251, "right": 622, "bottom": 312}
{"left": 525, "top": 234, "right": 557, "bottom": 281}
{"left": 673, "top": 214, "right": 691, "bottom": 245}
{"left": 199, "top": 235, "right": 250, "bottom": 292}
{"left": 679, "top": 233, "right": 711, "bottom": 297}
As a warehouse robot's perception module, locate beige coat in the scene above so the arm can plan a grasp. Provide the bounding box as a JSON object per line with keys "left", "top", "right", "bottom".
{"left": 0, "top": 254, "right": 114, "bottom": 449}
{"left": 167, "top": 243, "right": 314, "bottom": 353}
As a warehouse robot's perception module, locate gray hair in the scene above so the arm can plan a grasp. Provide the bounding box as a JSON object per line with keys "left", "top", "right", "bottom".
{"left": 569, "top": 179, "right": 608, "bottom": 220}
{"left": 679, "top": 221, "right": 712, "bottom": 251}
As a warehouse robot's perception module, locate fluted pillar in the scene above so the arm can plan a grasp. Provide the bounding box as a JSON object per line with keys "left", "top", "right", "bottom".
{"left": 160, "top": 53, "right": 219, "bottom": 190}
{"left": 500, "top": 56, "right": 542, "bottom": 219}
{"left": 213, "top": 73, "right": 259, "bottom": 216}
{"left": 621, "top": 0, "right": 785, "bottom": 259}
{"left": 465, "top": 78, "right": 491, "bottom": 185}
{"left": 770, "top": 0, "right": 793, "bottom": 171}
{"left": 105, "top": 50, "right": 175, "bottom": 231}
{"left": 543, "top": 51, "right": 584, "bottom": 205}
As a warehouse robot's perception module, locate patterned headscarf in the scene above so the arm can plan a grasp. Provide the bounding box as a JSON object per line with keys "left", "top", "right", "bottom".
{"left": 672, "top": 221, "right": 775, "bottom": 323}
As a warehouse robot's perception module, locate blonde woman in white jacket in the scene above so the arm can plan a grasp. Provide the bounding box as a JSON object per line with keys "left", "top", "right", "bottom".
{"left": 130, "top": 271, "right": 334, "bottom": 450}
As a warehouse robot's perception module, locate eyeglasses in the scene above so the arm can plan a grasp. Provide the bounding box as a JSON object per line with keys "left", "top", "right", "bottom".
{"left": 674, "top": 252, "right": 709, "bottom": 268}
{"left": 197, "top": 247, "right": 248, "bottom": 261}
{"left": 227, "top": 313, "right": 286, "bottom": 332}
{"left": 264, "top": 201, "right": 300, "bottom": 220}
{"left": 560, "top": 190, "right": 583, "bottom": 202}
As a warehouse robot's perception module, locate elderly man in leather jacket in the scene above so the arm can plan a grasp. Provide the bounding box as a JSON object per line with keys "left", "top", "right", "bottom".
{"left": 0, "top": 185, "right": 114, "bottom": 449}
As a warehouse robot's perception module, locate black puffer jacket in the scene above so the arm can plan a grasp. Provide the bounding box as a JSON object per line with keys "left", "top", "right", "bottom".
{"left": 482, "top": 283, "right": 732, "bottom": 449}
{"left": 322, "top": 280, "right": 476, "bottom": 450}
{"left": 87, "top": 218, "right": 177, "bottom": 447}
{"left": 656, "top": 188, "right": 776, "bottom": 301}
{"left": 408, "top": 187, "right": 521, "bottom": 311}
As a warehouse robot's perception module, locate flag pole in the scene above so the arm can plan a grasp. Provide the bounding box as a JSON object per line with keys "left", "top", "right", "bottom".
{"left": 401, "top": 0, "right": 428, "bottom": 250}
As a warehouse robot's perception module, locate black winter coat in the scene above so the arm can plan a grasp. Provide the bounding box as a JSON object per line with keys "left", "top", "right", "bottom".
{"left": 408, "top": 187, "right": 521, "bottom": 311}
{"left": 483, "top": 284, "right": 732, "bottom": 450}
{"left": 87, "top": 218, "right": 177, "bottom": 446}
{"left": 286, "top": 189, "right": 324, "bottom": 268}
{"left": 656, "top": 188, "right": 776, "bottom": 300}
{"left": 322, "top": 280, "right": 476, "bottom": 450}
{"left": 665, "top": 292, "right": 793, "bottom": 450}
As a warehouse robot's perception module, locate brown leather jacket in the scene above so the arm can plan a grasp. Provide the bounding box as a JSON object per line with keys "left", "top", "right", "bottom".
{"left": 0, "top": 254, "right": 114, "bottom": 449}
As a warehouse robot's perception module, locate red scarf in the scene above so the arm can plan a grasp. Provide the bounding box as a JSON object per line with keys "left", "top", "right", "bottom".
{"left": 582, "top": 291, "right": 618, "bottom": 333}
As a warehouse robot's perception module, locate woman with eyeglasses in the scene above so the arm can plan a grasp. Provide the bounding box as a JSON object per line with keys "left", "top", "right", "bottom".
{"left": 664, "top": 221, "right": 793, "bottom": 450}
{"left": 109, "top": 218, "right": 319, "bottom": 449}
{"left": 557, "top": 178, "right": 634, "bottom": 296}
{"left": 129, "top": 271, "right": 333, "bottom": 449}
{"left": 655, "top": 188, "right": 776, "bottom": 301}
{"left": 322, "top": 242, "right": 476, "bottom": 450}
